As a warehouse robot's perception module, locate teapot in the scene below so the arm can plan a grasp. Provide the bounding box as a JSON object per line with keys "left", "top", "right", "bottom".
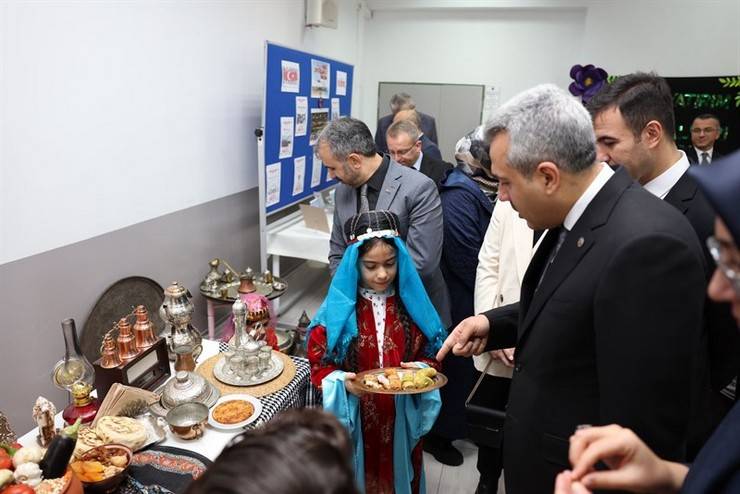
{"left": 160, "top": 282, "right": 202, "bottom": 364}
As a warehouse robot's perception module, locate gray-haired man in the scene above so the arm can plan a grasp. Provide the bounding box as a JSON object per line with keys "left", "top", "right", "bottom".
{"left": 436, "top": 85, "right": 705, "bottom": 493}
{"left": 317, "top": 117, "right": 451, "bottom": 327}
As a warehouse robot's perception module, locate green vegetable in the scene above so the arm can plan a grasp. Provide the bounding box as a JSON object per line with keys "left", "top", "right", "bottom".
{"left": 0, "top": 444, "right": 17, "bottom": 457}
{"left": 0, "top": 469, "right": 13, "bottom": 488}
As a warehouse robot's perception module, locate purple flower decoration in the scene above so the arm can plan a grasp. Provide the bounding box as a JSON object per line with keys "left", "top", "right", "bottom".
{"left": 569, "top": 64, "right": 608, "bottom": 102}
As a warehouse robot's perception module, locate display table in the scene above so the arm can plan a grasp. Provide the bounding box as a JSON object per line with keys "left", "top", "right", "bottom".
{"left": 18, "top": 340, "right": 315, "bottom": 462}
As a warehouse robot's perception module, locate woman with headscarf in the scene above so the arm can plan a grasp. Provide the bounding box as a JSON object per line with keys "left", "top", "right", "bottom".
{"left": 422, "top": 127, "right": 499, "bottom": 468}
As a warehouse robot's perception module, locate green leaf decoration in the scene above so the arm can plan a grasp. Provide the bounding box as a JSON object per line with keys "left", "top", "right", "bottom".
{"left": 607, "top": 75, "right": 619, "bottom": 84}
{"left": 719, "top": 76, "right": 740, "bottom": 88}
{"left": 735, "top": 91, "right": 740, "bottom": 107}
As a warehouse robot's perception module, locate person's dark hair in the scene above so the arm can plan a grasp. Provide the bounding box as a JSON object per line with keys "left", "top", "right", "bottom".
{"left": 358, "top": 237, "right": 396, "bottom": 257}
{"left": 185, "top": 409, "right": 359, "bottom": 494}
{"left": 317, "top": 117, "right": 377, "bottom": 161}
{"left": 693, "top": 113, "right": 721, "bottom": 126}
{"left": 586, "top": 72, "right": 676, "bottom": 140}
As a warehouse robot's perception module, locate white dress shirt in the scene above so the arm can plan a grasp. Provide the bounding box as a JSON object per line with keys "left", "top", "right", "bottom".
{"left": 693, "top": 146, "right": 714, "bottom": 164}
{"left": 644, "top": 151, "right": 690, "bottom": 199}
{"left": 359, "top": 286, "right": 395, "bottom": 366}
{"left": 563, "top": 163, "right": 615, "bottom": 231}
{"left": 411, "top": 151, "right": 423, "bottom": 171}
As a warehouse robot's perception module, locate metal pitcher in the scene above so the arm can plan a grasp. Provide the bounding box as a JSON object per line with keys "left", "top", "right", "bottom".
{"left": 160, "top": 282, "right": 202, "bottom": 364}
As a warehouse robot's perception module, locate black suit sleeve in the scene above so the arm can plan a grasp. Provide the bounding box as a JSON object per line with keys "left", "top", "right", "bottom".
{"left": 483, "top": 302, "right": 520, "bottom": 351}
{"left": 593, "top": 233, "right": 705, "bottom": 462}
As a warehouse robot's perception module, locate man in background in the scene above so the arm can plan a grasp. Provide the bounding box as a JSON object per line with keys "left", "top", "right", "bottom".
{"left": 386, "top": 119, "right": 451, "bottom": 187}
{"left": 375, "top": 92, "right": 438, "bottom": 154}
{"left": 393, "top": 109, "right": 443, "bottom": 161}
{"left": 588, "top": 73, "right": 738, "bottom": 458}
{"left": 685, "top": 113, "right": 723, "bottom": 165}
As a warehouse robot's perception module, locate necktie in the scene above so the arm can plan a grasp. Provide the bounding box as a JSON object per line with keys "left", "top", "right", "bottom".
{"left": 700, "top": 152, "right": 709, "bottom": 165}
{"left": 537, "top": 227, "right": 568, "bottom": 289}
{"left": 359, "top": 183, "right": 370, "bottom": 213}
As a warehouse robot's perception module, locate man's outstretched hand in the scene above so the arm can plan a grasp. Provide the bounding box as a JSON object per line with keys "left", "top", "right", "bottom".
{"left": 436, "top": 314, "right": 491, "bottom": 361}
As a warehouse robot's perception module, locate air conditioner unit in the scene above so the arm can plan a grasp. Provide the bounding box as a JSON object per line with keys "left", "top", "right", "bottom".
{"left": 306, "top": 0, "right": 338, "bottom": 29}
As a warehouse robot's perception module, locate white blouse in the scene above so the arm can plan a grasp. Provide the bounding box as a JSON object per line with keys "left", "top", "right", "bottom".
{"left": 359, "top": 286, "right": 395, "bottom": 367}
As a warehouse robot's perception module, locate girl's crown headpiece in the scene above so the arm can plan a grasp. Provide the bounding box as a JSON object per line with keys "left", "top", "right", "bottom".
{"left": 345, "top": 210, "right": 401, "bottom": 243}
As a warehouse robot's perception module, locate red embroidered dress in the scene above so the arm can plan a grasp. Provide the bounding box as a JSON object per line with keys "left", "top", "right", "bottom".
{"left": 308, "top": 295, "right": 440, "bottom": 494}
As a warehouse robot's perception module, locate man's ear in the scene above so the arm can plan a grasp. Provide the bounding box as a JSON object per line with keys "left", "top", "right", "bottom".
{"left": 536, "top": 162, "right": 560, "bottom": 194}
{"left": 347, "top": 153, "right": 363, "bottom": 169}
{"left": 642, "top": 120, "right": 664, "bottom": 149}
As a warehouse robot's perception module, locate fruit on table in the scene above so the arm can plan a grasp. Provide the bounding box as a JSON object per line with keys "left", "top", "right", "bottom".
{"left": 0, "top": 484, "right": 35, "bottom": 494}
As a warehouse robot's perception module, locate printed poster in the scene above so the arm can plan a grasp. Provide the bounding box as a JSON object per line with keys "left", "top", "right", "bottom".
{"left": 265, "top": 163, "right": 281, "bottom": 207}
{"left": 311, "top": 155, "right": 323, "bottom": 187}
{"left": 309, "top": 108, "right": 329, "bottom": 145}
{"left": 281, "top": 60, "right": 300, "bottom": 93}
{"left": 279, "top": 116, "right": 294, "bottom": 159}
{"left": 295, "top": 97, "right": 308, "bottom": 136}
{"left": 331, "top": 98, "right": 340, "bottom": 120}
{"left": 311, "top": 59, "right": 330, "bottom": 98}
{"left": 293, "top": 156, "right": 306, "bottom": 196}
{"left": 336, "top": 70, "right": 347, "bottom": 96}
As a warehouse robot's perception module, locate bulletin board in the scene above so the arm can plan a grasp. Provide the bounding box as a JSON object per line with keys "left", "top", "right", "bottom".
{"left": 260, "top": 42, "right": 354, "bottom": 215}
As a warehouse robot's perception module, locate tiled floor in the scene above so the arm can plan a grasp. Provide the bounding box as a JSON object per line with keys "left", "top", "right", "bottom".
{"left": 424, "top": 440, "right": 505, "bottom": 494}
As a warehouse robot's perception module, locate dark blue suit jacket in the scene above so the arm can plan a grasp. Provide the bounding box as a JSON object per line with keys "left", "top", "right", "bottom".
{"left": 682, "top": 401, "right": 740, "bottom": 493}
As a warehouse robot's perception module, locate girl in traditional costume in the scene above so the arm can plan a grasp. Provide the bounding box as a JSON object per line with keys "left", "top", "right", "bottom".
{"left": 307, "top": 210, "right": 446, "bottom": 494}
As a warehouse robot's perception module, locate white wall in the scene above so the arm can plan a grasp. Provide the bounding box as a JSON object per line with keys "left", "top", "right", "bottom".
{"left": 0, "top": 0, "right": 362, "bottom": 265}
{"left": 360, "top": 0, "right": 740, "bottom": 135}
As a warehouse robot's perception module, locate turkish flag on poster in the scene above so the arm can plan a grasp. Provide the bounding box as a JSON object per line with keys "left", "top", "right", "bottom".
{"left": 281, "top": 60, "right": 300, "bottom": 93}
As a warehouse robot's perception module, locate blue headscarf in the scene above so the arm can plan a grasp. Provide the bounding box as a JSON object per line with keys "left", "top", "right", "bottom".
{"left": 307, "top": 235, "right": 446, "bottom": 364}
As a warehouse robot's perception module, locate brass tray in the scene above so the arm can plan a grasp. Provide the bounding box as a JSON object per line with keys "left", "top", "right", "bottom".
{"left": 199, "top": 276, "right": 288, "bottom": 302}
{"left": 354, "top": 367, "right": 447, "bottom": 395}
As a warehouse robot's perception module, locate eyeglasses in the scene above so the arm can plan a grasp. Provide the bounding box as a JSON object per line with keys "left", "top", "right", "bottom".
{"left": 691, "top": 127, "right": 719, "bottom": 135}
{"left": 388, "top": 133, "right": 423, "bottom": 160}
{"left": 706, "top": 236, "right": 740, "bottom": 294}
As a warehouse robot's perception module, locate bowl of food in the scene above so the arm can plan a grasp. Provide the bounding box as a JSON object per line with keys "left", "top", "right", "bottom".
{"left": 70, "top": 444, "right": 132, "bottom": 493}
{"left": 208, "top": 394, "right": 263, "bottom": 430}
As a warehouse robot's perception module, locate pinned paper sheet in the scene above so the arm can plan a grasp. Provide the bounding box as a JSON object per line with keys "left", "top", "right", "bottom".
{"left": 300, "top": 204, "right": 330, "bottom": 233}
{"left": 279, "top": 117, "right": 294, "bottom": 159}
{"left": 266, "top": 162, "right": 281, "bottom": 207}
{"left": 295, "top": 96, "right": 308, "bottom": 136}
{"left": 331, "top": 98, "right": 340, "bottom": 120}
{"left": 336, "top": 70, "right": 347, "bottom": 96}
{"left": 311, "top": 155, "right": 323, "bottom": 187}
{"left": 293, "top": 156, "right": 306, "bottom": 195}
{"left": 311, "top": 59, "right": 330, "bottom": 98}
{"left": 281, "top": 60, "right": 300, "bottom": 93}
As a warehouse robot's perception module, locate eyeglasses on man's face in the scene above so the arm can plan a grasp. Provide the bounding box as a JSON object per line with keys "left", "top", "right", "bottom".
{"left": 690, "top": 127, "right": 719, "bottom": 135}
{"left": 707, "top": 236, "right": 740, "bottom": 294}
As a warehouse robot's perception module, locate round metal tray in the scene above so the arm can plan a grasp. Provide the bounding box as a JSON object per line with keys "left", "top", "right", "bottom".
{"left": 212, "top": 353, "right": 284, "bottom": 386}
{"left": 199, "top": 277, "right": 288, "bottom": 303}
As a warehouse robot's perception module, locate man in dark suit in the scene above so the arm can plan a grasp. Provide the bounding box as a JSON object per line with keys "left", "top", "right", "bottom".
{"left": 684, "top": 114, "right": 723, "bottom": 165}
{"left": 588, "top": 73, "right": 739, "bottom": 458}
{"left": 436, "top": 84, "right": 706, "bottom": 494}
{"left": 386, "top": 119, "right": 452, "bottom": 187}
{"left": 375, "top": 92, "right": 438, "bottom": 154}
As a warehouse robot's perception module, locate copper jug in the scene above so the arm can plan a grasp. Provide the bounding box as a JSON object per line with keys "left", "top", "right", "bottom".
{"left": 99, "top": 333, "right": 121, "bottom": 368}
{"left": 117, "top": 318, "right": 139, "bottom": 361}
{"left": 133, "top": 305, "right": 158, "bottom": 350}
